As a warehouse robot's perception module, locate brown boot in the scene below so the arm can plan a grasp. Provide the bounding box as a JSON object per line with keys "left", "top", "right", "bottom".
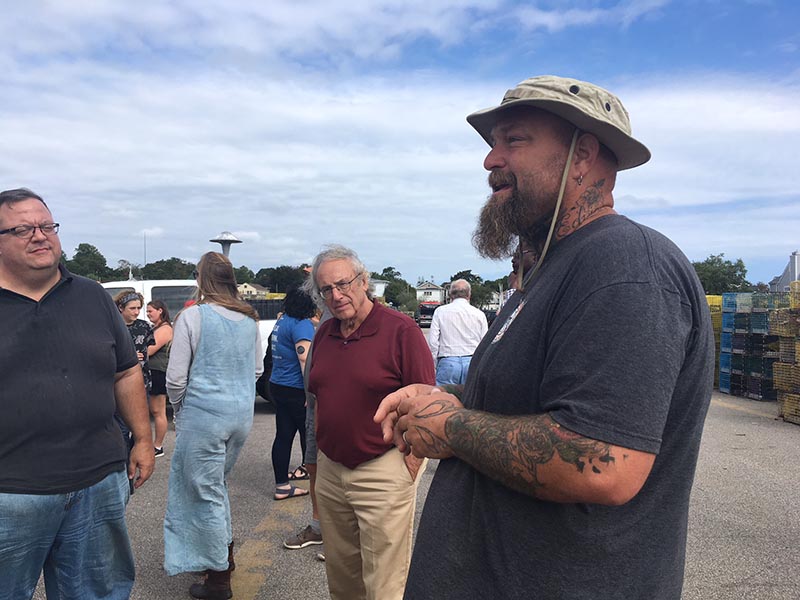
{"left": 228, "top": 540, "right": 235, "bottom": 571}
{"left": 189, "top": 569, "right": 232, "bottom": 600}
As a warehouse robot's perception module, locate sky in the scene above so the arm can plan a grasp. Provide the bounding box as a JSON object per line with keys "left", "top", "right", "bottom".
{"left": 1, "top": 0, "right": 798, "bottom": 286}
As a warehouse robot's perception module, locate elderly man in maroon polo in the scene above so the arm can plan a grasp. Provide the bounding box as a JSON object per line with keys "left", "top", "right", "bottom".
{"left": 304, "top": 244, "right": 434, "bottom": 600}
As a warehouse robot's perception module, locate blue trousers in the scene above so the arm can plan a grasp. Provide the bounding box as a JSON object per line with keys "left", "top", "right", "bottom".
{"left": 435, "top": 356, "right": 472, "bottom": 386}
{"left": 0, "top": 469, "right": 134, "bottom": 600}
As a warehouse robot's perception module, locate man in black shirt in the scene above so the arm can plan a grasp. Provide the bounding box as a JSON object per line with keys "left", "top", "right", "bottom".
{"left": 0, "top": 188, "right": 154, "bottom": 599}
{"left": 376, "top": 76, "right": 714, "bottom": 599}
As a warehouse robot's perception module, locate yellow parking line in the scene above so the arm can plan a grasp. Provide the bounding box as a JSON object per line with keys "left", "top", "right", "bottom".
{"left": 231, "top": 484, "right": 309, "bottom": 599}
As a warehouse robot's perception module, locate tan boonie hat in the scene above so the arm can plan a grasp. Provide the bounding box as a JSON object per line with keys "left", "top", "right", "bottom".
{"left": 467, "top": 75, "right": 651, "bottom": 171}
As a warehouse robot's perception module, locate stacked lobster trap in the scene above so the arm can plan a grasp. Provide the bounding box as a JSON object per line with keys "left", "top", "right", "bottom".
{"left": 716, "top": 288, "right": 800, "bottom": 425}
{"left": 770, "top": 282, "right": 800, "bottom": 425}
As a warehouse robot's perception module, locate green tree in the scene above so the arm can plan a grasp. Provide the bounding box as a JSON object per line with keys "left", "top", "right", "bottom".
{"left": 379, "top": 266, "right": 403, "bottom": 281}
{"left": 109, "top": 260, "right": 142, "bottom": 281}
{"left": 67, "top": 243, "right": 110, "bottom": 281}
{"left": 449, "top": 269, "right": 483, "bottom": 287}
{"left": 255, "top": 265, "right": 306, "bottom": 292}
{"left": 692, "top": 254, "right": 750, "bottom": 294}
{"left": 372, "top": 266, "right": 416, "bottom": 310}
{"left": 234, "top": 265, "right": 255, "bottom": 284}
{"left": 142, "top": 257, "right": 195, "bottom": 280}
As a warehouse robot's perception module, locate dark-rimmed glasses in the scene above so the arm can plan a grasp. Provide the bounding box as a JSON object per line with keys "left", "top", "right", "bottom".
{"left": 319, "top": 273, "right": 362, "bottom": 300}
{"left": 0, "top": 223, "right": 60, "bottom": 239}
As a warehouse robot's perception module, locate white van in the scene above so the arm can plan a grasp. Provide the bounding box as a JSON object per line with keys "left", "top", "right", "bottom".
{"left": 101, "top": 279, "right": 198, "bottom": 323}
{"left": 101, "top": 279, "right": 277, "bottom": 359}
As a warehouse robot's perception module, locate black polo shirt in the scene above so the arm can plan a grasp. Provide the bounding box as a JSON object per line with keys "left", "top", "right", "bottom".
{"left": 0, "top": 266, "right": 138, "bottom": 494}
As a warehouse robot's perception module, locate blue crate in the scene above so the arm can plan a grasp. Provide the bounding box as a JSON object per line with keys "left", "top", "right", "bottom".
{"left": 722, "top": 293, "right": 737, "bottom": 312}
{"left": 722, "top": 292, "right": 752, "bottom": 313}
{"left": 719, "top": 352, "right": 732, "bottom": 373}
{"left": 722, "top": 312, "right": 735, "bottom": 332}
{"left": 720, "top": 332, "right": 733, "bottom": 353}
{"left": 750, "top": 312, "right": 769, "bottom": 334}
{"left": 719, "top": 372, "right": 731, "bottom": 393}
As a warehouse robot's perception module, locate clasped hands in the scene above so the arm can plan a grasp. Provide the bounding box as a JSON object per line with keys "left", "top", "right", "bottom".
{"left": 373, "top": 383, "right": 464, "bottom": 459}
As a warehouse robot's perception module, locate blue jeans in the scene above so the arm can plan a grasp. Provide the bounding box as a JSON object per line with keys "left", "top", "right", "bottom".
{"left": 435, "top": 356, "right": 472, "bottom": 386}
{"left": 0, "top": 469, "right": 134, "bottom": 600}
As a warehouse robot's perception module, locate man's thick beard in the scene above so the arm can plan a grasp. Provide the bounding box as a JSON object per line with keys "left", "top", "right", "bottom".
{"left": 472, "top": 181, "right": 552, "bottom": 260}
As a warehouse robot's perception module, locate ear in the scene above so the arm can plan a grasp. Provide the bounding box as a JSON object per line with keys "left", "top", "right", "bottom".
{"left": 571, "top": 132, "right": 600, "bottom": 179}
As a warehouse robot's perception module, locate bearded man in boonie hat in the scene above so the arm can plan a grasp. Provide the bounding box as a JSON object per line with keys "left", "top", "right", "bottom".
{"left": 374, "top": 75, "right": 715, "bottom": 600}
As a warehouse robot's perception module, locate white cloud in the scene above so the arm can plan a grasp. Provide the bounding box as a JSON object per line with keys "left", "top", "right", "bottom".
{"left": 0, "top": 0, "right": 502, "bottom": 61}
{"left": 514, "top": 0, "right": 670, "bottom": 32}
{"left": 0, "top": 2, "right": 795, "bottom": 287}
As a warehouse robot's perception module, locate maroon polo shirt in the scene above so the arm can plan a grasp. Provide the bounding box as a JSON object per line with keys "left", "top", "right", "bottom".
{"left": 309, "top": 301, "right": 435, "bottom": 469}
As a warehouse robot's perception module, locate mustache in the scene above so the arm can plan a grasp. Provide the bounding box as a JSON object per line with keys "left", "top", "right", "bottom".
{"left": 488, "top": 170, "right": 517, "bottom": 190}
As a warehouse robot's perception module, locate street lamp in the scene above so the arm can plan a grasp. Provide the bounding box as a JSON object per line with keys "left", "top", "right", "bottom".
{"left": 210, "top": 231, "right": 242, "bottom": 257}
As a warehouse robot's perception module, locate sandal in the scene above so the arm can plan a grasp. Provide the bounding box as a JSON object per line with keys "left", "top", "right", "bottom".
{"left": 274, "top": 484, "right": 310, "bottom": 501}
{"left": 287, "top": 464, "right": 309, "bottom": 481}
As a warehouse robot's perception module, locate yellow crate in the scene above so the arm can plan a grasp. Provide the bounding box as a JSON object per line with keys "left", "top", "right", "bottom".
{"left": 779, "top": 337, "right": 796, "bottom": 364}
{"left": 773, "top": 363, "right": 800, "bottom": 392}
{"left": 791, "top": 281, "right": 800, "bottom": 309}
{"left": 769, "top": 309, "right": 800, "bottom": 337}
{"left": 781, "top": 392, "right": 800, "bottom": 425}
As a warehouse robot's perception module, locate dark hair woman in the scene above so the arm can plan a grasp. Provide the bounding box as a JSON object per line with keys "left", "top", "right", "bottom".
{"left": 269, "top": 287, "right": 317, "bottom": 501}
{"left": 163, "top": 252, "right": 262, "bottom": 599}
{"left": 114, "top": 291, "right": 154, "bottom": 394}
{"left": 145, "top": 300, "right": 172, "bottom": 457}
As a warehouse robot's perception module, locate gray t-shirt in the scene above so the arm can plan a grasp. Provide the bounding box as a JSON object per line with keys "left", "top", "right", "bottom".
{"left": 405, "top": 215, "right": 714, "bottom": 600}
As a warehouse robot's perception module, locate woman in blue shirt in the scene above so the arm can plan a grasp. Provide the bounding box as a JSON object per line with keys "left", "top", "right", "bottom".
{"left": 270, "top": 287, "right": 317, "bottom": 500}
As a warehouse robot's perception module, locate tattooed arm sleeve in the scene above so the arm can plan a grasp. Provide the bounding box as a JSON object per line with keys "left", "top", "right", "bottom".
{"left": 444, "top": 410, "right": 656, "bottom": 505}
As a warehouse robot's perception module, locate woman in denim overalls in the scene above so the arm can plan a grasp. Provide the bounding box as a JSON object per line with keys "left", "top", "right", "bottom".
{"left": 164, "top": 252, "right": 262, "bottom": 599}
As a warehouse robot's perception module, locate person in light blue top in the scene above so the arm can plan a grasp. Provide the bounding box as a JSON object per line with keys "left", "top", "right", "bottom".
{"left": 269, "top": 287, "right": 317, "bottom": 500}
{"left": 164, "top": 251, "right": 262, "bottom": 600}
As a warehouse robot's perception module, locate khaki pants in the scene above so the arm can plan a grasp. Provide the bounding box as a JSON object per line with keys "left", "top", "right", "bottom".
{"left": 316, "top": 449, "right": 425, "bottom": 600}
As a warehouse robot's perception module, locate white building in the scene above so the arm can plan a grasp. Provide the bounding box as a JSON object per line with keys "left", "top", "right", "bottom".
{"left": 769, "top": 251, "right": 800, "bottom": 292}
{"left": 238, "top": 282, "right": 270, "bottom": 299}
{"left": 416, "top": 281, "right": 445, "bottom": 304}
{"left": 370, "top": 278, "right": 390, "bottom": 299}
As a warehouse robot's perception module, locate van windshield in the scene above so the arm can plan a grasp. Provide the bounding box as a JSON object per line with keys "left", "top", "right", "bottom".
{"left": 418, "top": 304, "right": 438, "bottom": 316}
{"left": 152, "top": 285, "right": 197, "bottom": 319}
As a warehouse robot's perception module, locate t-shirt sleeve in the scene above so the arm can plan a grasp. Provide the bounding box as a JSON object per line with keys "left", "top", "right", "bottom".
{"left": 167, "top": 306, "right": 199, "bottom": 406}
{"left": 292, "top": 318, "right": 316, "bottom": 344}
{"left": 399, "top": 322, "right": 436, "bottom": 387}
{"left": 542, "top": 282, "right": 690, "bottom": 454}
{"left": 254, "top": 325, "right": 264, "bottom": 378}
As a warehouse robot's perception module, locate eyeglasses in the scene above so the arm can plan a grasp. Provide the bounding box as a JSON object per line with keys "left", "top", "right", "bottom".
{"left": 0, "top": 223, "right": 60, "bottom": 239}
{"left": 319, "top": 273, "right": 362, "bottom": 299}
{"left": 192, "top": 270, "right": 199, "bottom": 279}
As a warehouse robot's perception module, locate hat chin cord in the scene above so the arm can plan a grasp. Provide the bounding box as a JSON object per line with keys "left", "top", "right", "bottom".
{"left": 518, "top": 128, "right": 579, "bottom": 292}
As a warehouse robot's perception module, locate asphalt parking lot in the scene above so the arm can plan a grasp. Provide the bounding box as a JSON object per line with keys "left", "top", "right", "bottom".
{"left": 34, "top": 391, "right": 800, "bottom": 599}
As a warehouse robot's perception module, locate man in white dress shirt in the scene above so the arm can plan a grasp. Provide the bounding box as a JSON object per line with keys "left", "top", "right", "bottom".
{"left": 428, "top": 279, "right": 488, "bottom": 386}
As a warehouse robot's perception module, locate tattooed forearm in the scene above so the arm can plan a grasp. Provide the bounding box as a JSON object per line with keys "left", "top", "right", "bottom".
{"left": 444, "top": 411, "right": 615, "bottom": 499}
